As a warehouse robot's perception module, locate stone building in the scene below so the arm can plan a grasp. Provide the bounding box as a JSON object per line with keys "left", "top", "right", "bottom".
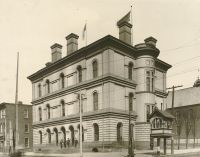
{"left": 0, "top": 102, "right": 33, "bottom": 152}
{"left": 28, "top": 20, "right": 171, "bottom": 150}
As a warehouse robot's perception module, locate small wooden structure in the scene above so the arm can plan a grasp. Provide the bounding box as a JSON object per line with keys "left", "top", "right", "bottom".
{"left": 149, "top": 108, "right": 174, "bottom": 155}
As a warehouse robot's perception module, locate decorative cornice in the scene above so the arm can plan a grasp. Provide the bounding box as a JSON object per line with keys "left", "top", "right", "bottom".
{"left": 155, "top": 59, "right": 172, "bottom": 71}
{"left": 32, "top": 108, "right": 137, "bottom": 129}
{"left": 28, "top": 34, "right": 171, "bottom": 83}
{"left": 31, "top": 74, "right": 137, "bottom": 105}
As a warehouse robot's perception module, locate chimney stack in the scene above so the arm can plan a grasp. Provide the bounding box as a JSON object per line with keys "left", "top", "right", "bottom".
{"left": 50, "top": 43, "right": 62, "bottom": 62}
{"left": 144, "top": 37, "right": 157, "bottom": 47}
{"left": 117, "top": 21, "right": 132, "bottom": 45}
{"left": 65, "top": 33, "right": 79, "bottom": 55}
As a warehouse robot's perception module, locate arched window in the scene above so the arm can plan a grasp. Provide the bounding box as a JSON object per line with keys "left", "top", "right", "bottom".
{"left": 77, "top": 66, "right": 82, "bottom": 83}
{"left": 53, "top": 128, "right": 59, "bottom": 146}
{"left": 117, "top": 122, "right": 123, "bottom": 143}
{"left": 60, "top": 73, "right": 65, "bottom": 89}
{"left": 93, "top": 123, "right": 99, "bottom": 141}
{"left": 93, "top": 92, "right": 98, "bottom": 111}
{"left": 46, "top": 79, "right": 50, "bottom": 94}
{"left": 47, "top": 104, "right": 50, "bottom": 119}
{"left": 69, "top": 125, "right": 75, "bottom": 145}
{"left": 128, "top": 62, "right": 133, "bottom": 80}
{"left": 61, "top": 100, "right": 65, "bottom": 117}
{"left": 38, "top": 84, "right": 42, "bottom": 97}
{"left": 47, "top": 129, "right": 51, "bottom": 144}
{"left": 38, "top": 107, "right": 42, "bottom": 121}
{"left": 129, "top": 93, "right": 133, "bottom": 111}
{"left": 92, "top": 60, "right": 98, "bottom": 78}
{"left": 61, "top": 127, "right": 66, "bottom": 141}
{"left": 39, "top": 131, "right": 42, "bottom": 144}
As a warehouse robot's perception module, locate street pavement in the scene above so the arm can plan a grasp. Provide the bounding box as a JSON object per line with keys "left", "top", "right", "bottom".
{"left": 1, "top": 147, "right": 200, "bottom": 157}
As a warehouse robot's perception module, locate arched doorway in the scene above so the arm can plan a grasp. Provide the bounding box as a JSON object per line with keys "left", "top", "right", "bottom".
{"left": 78, "top": 124, "right": 84, "bottom": 142}
{"left": 117, "top": 122, "right": 123, "bottom": 143}
{"left": 53, "top": 128, "right": 59, "bottom": 146}
{"left": 69, "top": 125, "right": 75, "bottom": 145}
{"left": 61, "top": 127, "right": 66, "bottom": 141}
{"left": 46, "top": 129, "right": 51, "bottom": 144}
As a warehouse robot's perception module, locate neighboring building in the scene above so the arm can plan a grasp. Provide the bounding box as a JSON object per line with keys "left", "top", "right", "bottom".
{"left": 167, "top": 78, "right": 200, "bottom": 147}
{"left": 28, "top": 20, "right": 171, "bottom": 150}
{"left": 0, "top": 102, "right": 33, "bottom": 152}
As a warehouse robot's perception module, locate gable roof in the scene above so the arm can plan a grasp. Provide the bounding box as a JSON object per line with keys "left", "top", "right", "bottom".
{"left": 149, "top": 108, "right": 174, "bottom": 120}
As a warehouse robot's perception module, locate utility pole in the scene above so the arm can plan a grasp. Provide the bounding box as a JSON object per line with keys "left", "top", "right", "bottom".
{"left": 128, "top": 109, "right": 134, "bottom": 157}
{"left": 167, "top": 85, "right": 183, "bottom": 109}
{"left": 14, "top": 52, "right": 19, "bottom": 152}
{"left": 167, "top": 85, "right": 183, "bottom": 155}
{"left": 77, "top": 93, "right": 83, "bottom": 157}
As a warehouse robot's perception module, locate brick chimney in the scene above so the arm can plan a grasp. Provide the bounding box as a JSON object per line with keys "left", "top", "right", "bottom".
{"left": 65, "top": 33, "right": 79, "bottom": 55}
{"left": 50, "top": 43, "right": 62, "bottom": 62}
{"left": 117, "top": 21, "right": 132, "bottom": 45}
{"left": 144, "top": 37, "right": 157, "bottom": 47}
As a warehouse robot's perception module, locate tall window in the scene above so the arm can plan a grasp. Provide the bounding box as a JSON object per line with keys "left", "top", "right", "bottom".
{"left": 38, "top": 107, "right": 42, "bottom": 121}
{"left": 93, "top": 92, "right": 98, "bottom": 111}
{"left": 25, "top": 138, "right": 29, "bottom": 148}
{"left": 47, "top": 129, "right": 51, "bottom": 144}
{"left": 53, "top": 128, "right": 59, "bottom": 146}
{"left": 39, "top": 131, "right": 42, "bottom": 144}
{"left": 128, "top": 62, "right": 133, "bottom": 80}
{"left": 129, "top": 93, "right": 133, "bottom": 111}
{"left": 47, "top": 104, "right": 50, "bottom": 119}
{"left": 117, "top": 122, "right": 123, "bottom": 143}
{"left": 38, "top": 84, "right": 42, "bottom": 97}
{"left": 61, "top": 100, "right": 65, "bottom": 117}
{"left": 25, "top": 124, "right": 29, "bottom": 133}
{"left": 60, "top": 73, "right": 65, "bottom": 89}
{"left": 93, "top": 123, "right": 99, "bottom": 141}
{"left": 77, "top": 66, "right": 82, "bottom": 83}
{"left": 92, "top": 60, "right": 98, "bottom": 78}
{"left": 24, "top": 109, "right": 28, "bottom": 118}
{"left": 46, "top": 79, "right": 50, "bottom": 94}
{"left": 146, "top": 105, "right": 150, "bottom": 122}
{"left": 146, "top": 70, "right": 154, "bottom": 92}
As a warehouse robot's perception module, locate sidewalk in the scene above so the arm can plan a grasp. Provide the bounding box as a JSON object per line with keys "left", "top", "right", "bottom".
{"left": 1, "top": 147, "right": 200, "bottom": 157}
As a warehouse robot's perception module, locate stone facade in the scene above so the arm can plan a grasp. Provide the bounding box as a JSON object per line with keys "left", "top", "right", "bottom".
{"left": 28, "top": 24, "right": 171, "bottom": 150}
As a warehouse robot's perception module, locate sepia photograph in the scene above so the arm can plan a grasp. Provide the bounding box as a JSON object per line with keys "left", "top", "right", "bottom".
{"left": 0, "top": 0, "right": 200, "bottom": 157}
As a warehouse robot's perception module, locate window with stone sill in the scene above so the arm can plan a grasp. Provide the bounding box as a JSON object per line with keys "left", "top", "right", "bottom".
{"left": 25, "top": 137, "right": 29, "bottom": 148}
{"left": 146, "top": 70, "right": 154, "bottom": 92}
{"left": 24, "top": 109, "right": 28, "bottom": 118}
{"left": 92, "top": 60, "right": 98, "bottom": 78}
{"left": 25, "top": 124, "right": 29, "bottom": 133}
{"left": 77, "top": 66, "right": 82, "bottom": 83}
{"left": 38, "top": 83, "right": 42, "bottom": 97}
{"left": 128, "top": 62, "right": 133, "bottom": 80}
{"left": 60, "top": 73, "right": 65, "bottom": 89}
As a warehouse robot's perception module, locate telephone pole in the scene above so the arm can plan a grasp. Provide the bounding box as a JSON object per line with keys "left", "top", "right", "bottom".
{"left": 167, "top": 85, "right": 183, "bottom": 109}
{"left": 167, "top": 85, "right": 183, "bottom": 155}
{"left": 76, "top": 93, "right": 84, "bottom": 157}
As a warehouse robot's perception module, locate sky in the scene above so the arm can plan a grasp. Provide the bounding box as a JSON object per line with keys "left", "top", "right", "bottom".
{"left": 0, "top": 0, "right": 200, "bottom": 104}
